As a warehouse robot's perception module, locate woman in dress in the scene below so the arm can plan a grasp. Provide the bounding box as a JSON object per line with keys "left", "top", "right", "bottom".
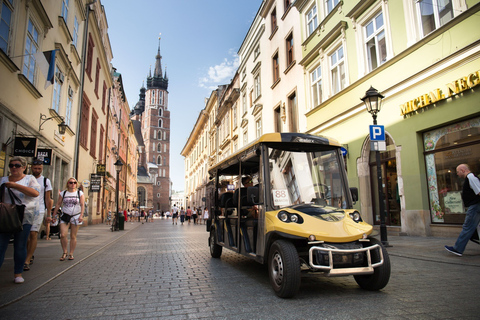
{"left": 52, "top": 177, "right": 85, "bottom": 261}
{"left": 0, "top": 156, "right": 40, "bottom": 284}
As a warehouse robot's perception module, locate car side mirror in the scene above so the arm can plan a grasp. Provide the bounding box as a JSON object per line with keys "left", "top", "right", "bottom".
{"left": 350, "top": 187, "right": 358, "bottom": 204}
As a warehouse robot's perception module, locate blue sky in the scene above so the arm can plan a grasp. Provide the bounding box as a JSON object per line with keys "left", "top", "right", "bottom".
{"left": 102, "top": 0, "right": 261, "bottom": 191}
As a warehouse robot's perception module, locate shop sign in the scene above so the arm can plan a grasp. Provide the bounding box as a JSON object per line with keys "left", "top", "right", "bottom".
{"left": 14, "top": 137, "right": 37, "bottom": 157}
{"left": 90, "top": 174, "right": 102, "bottom": 193}
{"left": 444, "top": 191, "right": 464, "bottom": 214}
{"left": 36, "top": 148, "right": 52, "bottom": 165}
{"left": 96, "top": 164, "right": 106, "bottom": 176}
{"left": 400, "top": 69, "right": 480, "bottom": 116}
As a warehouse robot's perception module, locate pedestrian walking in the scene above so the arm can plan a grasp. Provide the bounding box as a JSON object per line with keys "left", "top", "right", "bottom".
{"left": 106, "top": 210, "right": 112, "bottom": 225}
{"left": 180, "top": 207, "right": 185, "bottom": 225}
{"left": 192, "top": 207, "right": 198, "bottom": 225}
{"left": 203, "top": 207, "right": 209, "bottom": 225}
{"left": 148, "top": 209, "right": 153, "bottom": 222}
{"left": 24, "top": 159, "right": 53, "bottom": 271}
{"left": 172, "top": 204, "right": 178, "bottom": 225}
{"left": 52, "top": 177, "right": 85, "bottom": 261}
{"left": 445, "top": 164, "right": 480, "bottom": 256}
{"left": 186, "top": 206, "right": 192, "bottom": 224}
{"left": 0, "top": 156, "right": 41, "bottom": 284}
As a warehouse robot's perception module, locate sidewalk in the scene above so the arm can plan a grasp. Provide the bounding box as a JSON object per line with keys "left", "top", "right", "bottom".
{"left": 1, "top": 221, "right": 479, "bottom": 309}
{"left": 0, "top": 220, "right": 142, "bottom": 308}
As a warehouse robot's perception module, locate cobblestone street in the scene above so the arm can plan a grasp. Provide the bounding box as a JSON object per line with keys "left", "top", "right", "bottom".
{"left": 1, "top": 219, "right": 479, "bottom": 319}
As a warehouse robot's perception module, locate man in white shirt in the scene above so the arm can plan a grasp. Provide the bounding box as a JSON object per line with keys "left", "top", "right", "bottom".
{"left": 24, "top": 159, "right": 52, "bottom": 271}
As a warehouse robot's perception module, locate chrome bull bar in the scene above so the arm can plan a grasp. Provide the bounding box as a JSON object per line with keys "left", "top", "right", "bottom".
{"left": 308, "top": 244, "right": 384, "bottom": 276}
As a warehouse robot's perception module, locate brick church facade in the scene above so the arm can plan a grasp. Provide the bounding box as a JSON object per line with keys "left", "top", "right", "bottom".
{"left": 131, "top": 41, "right": 171, "bottom": 213}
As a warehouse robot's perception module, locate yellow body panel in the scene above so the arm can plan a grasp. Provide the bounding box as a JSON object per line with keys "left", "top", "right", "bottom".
{"left": 265, "top": 209, "right": 372, "bottom": 243}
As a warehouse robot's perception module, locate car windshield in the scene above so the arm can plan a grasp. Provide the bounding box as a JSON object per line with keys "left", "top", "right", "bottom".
{"left": 268, "top": 147, "right": 348, "bottom": 210}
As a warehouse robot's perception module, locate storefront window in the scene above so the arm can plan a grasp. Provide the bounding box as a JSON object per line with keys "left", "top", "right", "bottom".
{"left": 424, "top": 117, "right": 480, "bottom": 223}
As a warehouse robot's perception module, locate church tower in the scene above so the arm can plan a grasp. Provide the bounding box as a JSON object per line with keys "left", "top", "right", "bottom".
{"left": 134, "top": 39, "right": 170, "bottom": 212}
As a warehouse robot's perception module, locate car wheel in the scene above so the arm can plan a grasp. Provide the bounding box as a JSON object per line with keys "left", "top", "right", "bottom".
{"left": 268, "top": 240, "right": 301, "bottom": 298}
{"left": 209, "top": 229, "right": 222, "bottom": 258}
{"left": 354, "top": 237, "right": 391, "bottom": 290}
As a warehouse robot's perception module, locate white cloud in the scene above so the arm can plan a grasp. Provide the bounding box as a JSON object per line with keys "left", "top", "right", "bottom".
{"left": 199, "top": 51, "right": 239, "bottom": 90}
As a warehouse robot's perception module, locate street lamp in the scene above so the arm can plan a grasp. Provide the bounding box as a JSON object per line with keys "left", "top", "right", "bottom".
{"left": 361, "top": 86, "right": 389, "bottom": 246}
{"left": 114, "top": 158, "right": 123, "bottom": 231}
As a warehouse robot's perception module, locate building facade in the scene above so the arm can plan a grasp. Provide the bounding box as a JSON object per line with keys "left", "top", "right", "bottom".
{"left": 131, "top": 42, "right": 171, "bottom": 213}
{"left": 182, "top": 0, "right": 480, "bottom": 238}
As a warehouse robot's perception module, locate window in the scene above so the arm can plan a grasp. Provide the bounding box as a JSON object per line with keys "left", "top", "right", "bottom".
{"left": 286, "top": 33, "right": 294, "bottom": 67}
{"left": 90, "top": 109, "right": 98, "bottom": 158}
{"left": 158, "top": 130, "right": 162, "bottom": 140}
{"left": 158, "top": 107, "right": 162, "bottom": 117}
{"left": 306, "top": 5, "right": 318, "bottom": 37}
{"left": 256, "top": 118, "right": 262, "bottom": 138}
{"left": 243, "top": 129, "right": 248, "bottom": 146}
{"left": 310, "top": 65, "right": 322, "bottom": 108}
{"left": 52, "top": 66, "right": 62, "bottom": 112}
{"left": 86, "top": 33, "right": 94, "bottom": 80}
{"left": 61, "top": 0, "right": 69, "bottom": 22}
{"left": 66, "top": 86, "right": 73, "bottom": 126}
{"left": 365, "top": 12, "right": 386, "bottom": 72}
{"left": 158, "top": 119, "right": 162, "bottom": 127}
{"left": 417, "top": 0, "right": 453, "bottom": 37}
{"left": 94, "top": 58, "right": 100, "bottom": 97}
{"left": 274, "top": 106, "right": 282, "bottom": 133}
{"left": 102, "top": 82, "right": 106, "bottom": 113}
{"left": 271, "top": 7, "right": 277, "bottom": 34}
{"left": 23, "top": 19, "right": 40, "bottom": 83}
{"left": 288, "top": 92, "right": 298, "bottom": 133}
{"left": 254, "top": 45, "right": 260, "bottom": 60}
{"left": 0, "top": 0, "right": 14, "bottom": 53}
{"left": 158, "top": 91, "right": 163, "bottom": 105}
{"left": 157, "top": 143, "right": 161, "bottom": 152}
{"left": 72, "top": 16, "right": 79, "bottom": 48}
{"left": 326, "top": 0, "right": 339, "bottom": 15}
{"left": 254, "top": 73, "right": 261, "bottom": 100}
{"left": 232, "top": 103, "right": 237, "bottom": 128}
{"left": 80, "top": 94, "right": 90, "bottom": 148}
{"left": 272, "top": 52, "right": 280, "bottom": 84}
{"left": 424, "top": 117, "right": 480, "bottom": 224}
{"left": 99, "top": 125, "right": 104, "bottom": 162}
{"left": 157, "top": 156, "right": 162, "bottom": 165}
{"left": 242, "top": 91, "right": 247, "bottom": 115}
{"left": 284, "top": 0, "right": 292, "bottom": 14}
{"left": 330, "top": 46, "right": 345, "bottom": 94}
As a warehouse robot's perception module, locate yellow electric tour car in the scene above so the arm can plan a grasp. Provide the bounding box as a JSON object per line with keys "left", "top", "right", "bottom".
{"left": 206, "top": 133, "right": 390, "bottom": 298}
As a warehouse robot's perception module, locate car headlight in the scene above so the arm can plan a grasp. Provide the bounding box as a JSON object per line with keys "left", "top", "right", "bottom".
{"left": 349, "top": 211, "right": 362, "bottom": 223}
{"left": 277, "top": 211, "right": 303, "bottom": 224}
{"left": 279, "top": 211, "right": 289, "bottom": 222}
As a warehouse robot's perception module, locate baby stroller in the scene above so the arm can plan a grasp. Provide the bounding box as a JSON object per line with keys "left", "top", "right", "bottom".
{"left": 40, "top": 207, "right": 61, "bottom": 239}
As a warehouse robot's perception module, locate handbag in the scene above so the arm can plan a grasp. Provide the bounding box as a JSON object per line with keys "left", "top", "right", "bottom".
{"left": 0, "top": 183, "right": 26, "bottom": 233}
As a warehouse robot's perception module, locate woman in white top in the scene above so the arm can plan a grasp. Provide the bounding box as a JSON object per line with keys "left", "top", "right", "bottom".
{"left": 0, "top": 156, "right": 40, "bottom": 284}
{"left": 53, "top": 177, "right": 84, "bottom": 261}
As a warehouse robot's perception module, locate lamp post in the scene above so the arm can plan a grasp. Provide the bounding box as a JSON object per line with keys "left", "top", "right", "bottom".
{"left": 361, "top": 86, "right": 389, "bottom": 246}
{"left": 114, "top": 159, "right": 123, "bottom": 231}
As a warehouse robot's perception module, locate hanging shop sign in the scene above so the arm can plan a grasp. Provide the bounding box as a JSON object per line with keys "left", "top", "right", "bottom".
{"left": 36, "top": 148, "right": 52, "bottom": 165}
{"left": 14, "top": 137, "right": 37, "bottom": 157}
{"left": 96, "top": 164, "right": 106, "bottom": 176}
{"left": 90, "top": 174, "right": 102, "bottom": 193}
{"left": 400, "top": 69, "right": 480, "bottom": 116}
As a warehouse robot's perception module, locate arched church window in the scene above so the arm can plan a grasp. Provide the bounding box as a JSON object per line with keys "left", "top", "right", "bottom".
{"left": 157, "top": 143, "right": 162, "bottom": 152}
{"left": 158, "top": 119, "right": 162, "bottom": 127}
{"left": 158, "top": 107, "right": 162, "bottom": 117}
{"left": 158, "top": 130, "right": 162, "bottom": 140}
{"left": 157, "top": 155, "right": 162, "bottom": 165}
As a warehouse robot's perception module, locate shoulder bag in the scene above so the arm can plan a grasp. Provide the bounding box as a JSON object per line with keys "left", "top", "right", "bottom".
{"left": 0, "top": 183, "right": 26, "bottom": 233}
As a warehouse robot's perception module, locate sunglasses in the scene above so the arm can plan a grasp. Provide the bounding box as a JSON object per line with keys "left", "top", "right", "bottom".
{"left": 68, "top": 181, "right": 77, "bottom": 184}
{"left": 32, "top": 160, "right": 43, "bottom": 165}
{"left": 9, "top": 163, "right": 23, "bottom": 168}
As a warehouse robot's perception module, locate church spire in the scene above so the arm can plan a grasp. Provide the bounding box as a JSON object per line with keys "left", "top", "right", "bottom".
{"left": 154, "top": 35, "right": 163, "bottom": 78}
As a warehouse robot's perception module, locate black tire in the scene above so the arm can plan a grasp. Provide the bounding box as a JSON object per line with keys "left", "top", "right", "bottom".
{"left": 209, "top": 229, "right": 222, "bottom": 258}
{"left": 354, "top": 238, "right": 391, "bottom": 291}
{"left": 268, "top": 240, "right": 301, "bottom": 298}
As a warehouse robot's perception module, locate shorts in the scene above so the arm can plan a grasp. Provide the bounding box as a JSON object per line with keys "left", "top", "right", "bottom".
{"left": 31, "top": 212, "right": 46, "bottom": 232}
{"left": 60, "top": 213, "right": 83, "bottom": 226}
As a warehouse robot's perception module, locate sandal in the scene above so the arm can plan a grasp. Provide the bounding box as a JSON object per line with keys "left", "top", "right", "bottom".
{"left": 68, "top": 255, "right": 74, "bottom": 260}
{"left": 60, "top": 253, "right": 67, "bottom": 261}
{"left": 23, "top": 264, "right": 30, "bottom": 271}
{"left": 30, "top": 255, "right": 34, "bottom": 265}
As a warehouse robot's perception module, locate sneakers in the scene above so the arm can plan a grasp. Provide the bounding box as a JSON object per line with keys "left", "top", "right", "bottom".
{"left": 445, "top": 245, "right": 462, "bottom": 257}
{"left": 14, "top": 276, "right": 24, "bottom": 284}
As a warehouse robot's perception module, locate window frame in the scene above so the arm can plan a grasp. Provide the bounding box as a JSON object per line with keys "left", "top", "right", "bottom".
{"left": 329, "top": 45, "right": 345, "bottom": 95}
{"left": 0, "top": 0, "right": 14, "bottom": 53}
{"left": 23, "top": 18, "right": 40, "bottom": 83}
{"left": 306, "top": 4, "right": 318, "bottom": 37}
{"left": 310, "top": 64, "right": 322, "bottom": 109}
{"left": 364, "top": 11, "right": 387, "bottom": 72}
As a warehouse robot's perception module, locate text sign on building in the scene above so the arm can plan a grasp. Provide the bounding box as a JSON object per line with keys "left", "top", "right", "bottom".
{"left": 96, "top": 164, "right": 106, "bottom": 176}
{"left": 90, "top": 174, "right": 102, "bottom": 193}
{"left": 13, "top": 137, "right": 37, "bottom": 157}
{"left": 36, "top": 148, "right": 52, "bottom": 165}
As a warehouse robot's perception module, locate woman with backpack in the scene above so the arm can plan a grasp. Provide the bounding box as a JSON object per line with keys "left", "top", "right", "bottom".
{"left": 52, "top": 177, "right": 85, "bottom": 261}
